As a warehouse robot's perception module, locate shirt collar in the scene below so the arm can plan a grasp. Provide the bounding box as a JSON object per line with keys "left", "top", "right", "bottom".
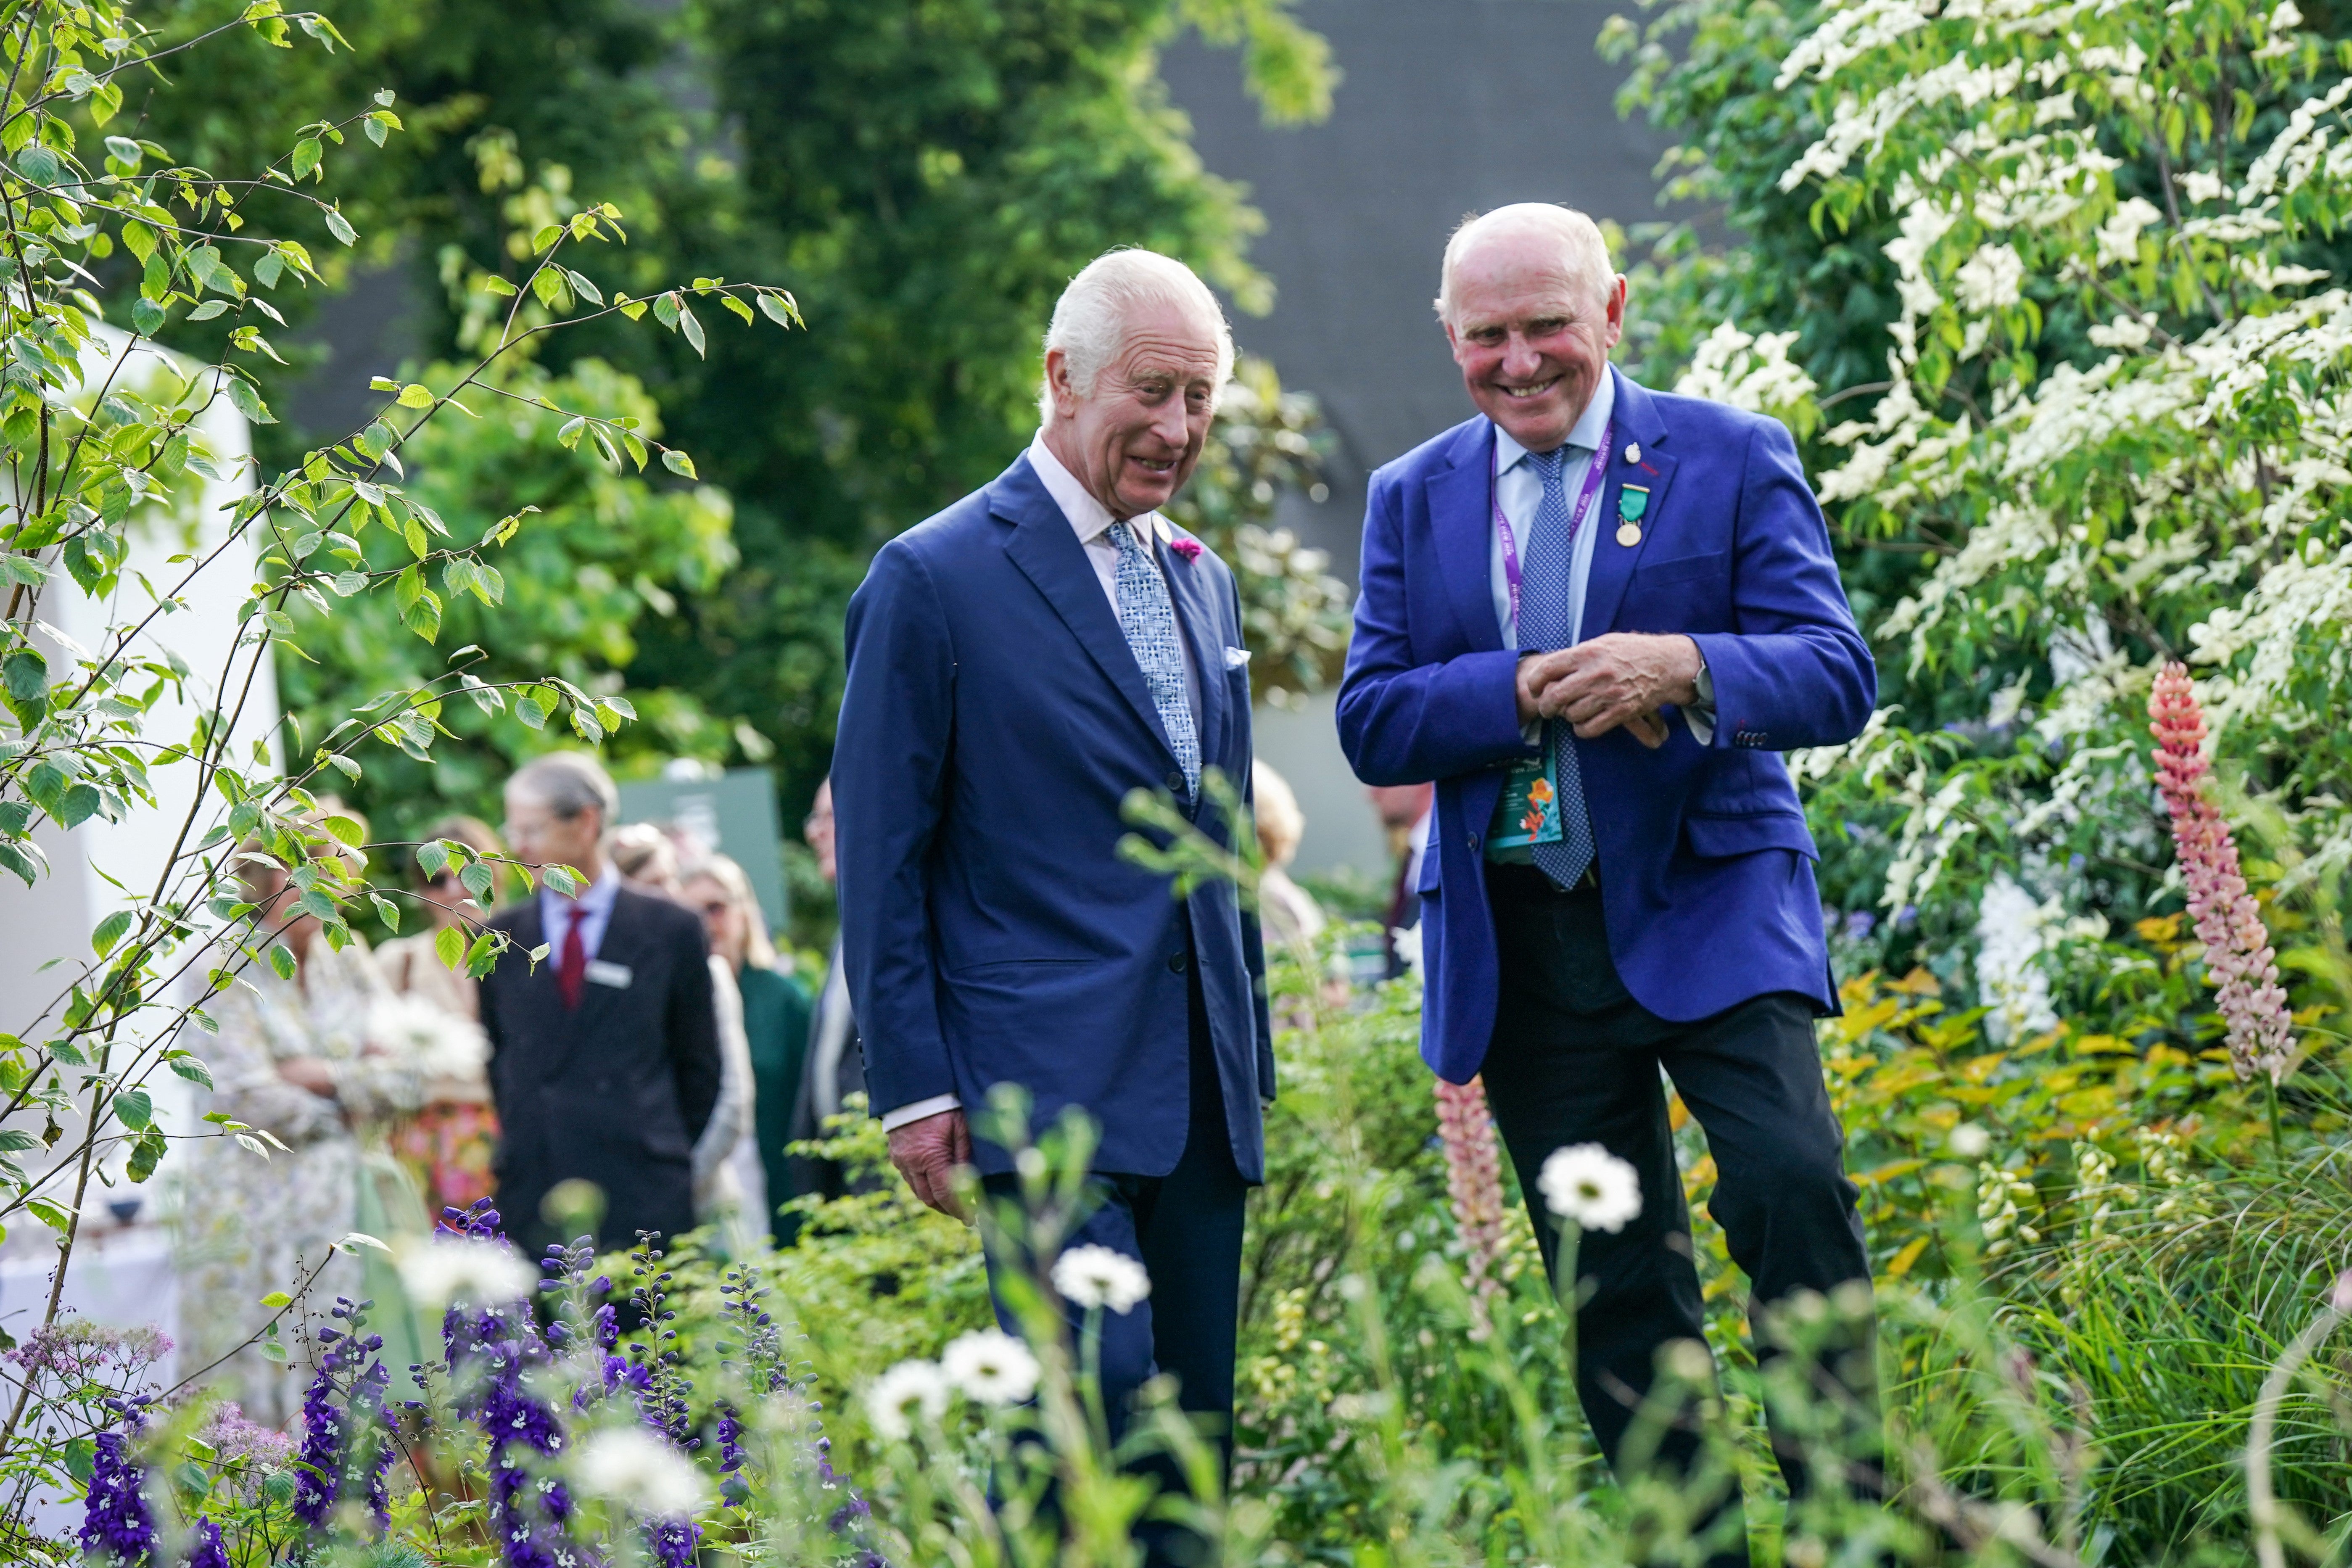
{"left": 543, "top": 859, "right": 621, "bottom": 924}
{"left": 1026, "top": 430, "right": 1165, "bottom": 548}
{"left": 1493, "top": 366, "right": 1618, "bottom": 476}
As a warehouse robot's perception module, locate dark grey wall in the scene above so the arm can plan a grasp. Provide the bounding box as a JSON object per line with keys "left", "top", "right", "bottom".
{"left": 1159, "top": 0, "right": 1682, "bottom": 578}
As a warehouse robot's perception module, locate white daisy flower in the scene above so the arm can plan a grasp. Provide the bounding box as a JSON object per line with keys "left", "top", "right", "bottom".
{"left": 571, "top": 1426, "right": 709, "bottom": 1517}
{"left": 395, "top": 1235, "right": 539, "bottom": 1309}
{"left": 865, "top": 1358, "right": 951, "bottom": 1440}
{"left": 941, "top": 1327, "right": 1041, "bottom": 1406}
{"left": 1051, "top": 1244, "right": 1151, "bottom": 1313}
{"left": 1537, "top": 1144, "right": 1642, "bottom": 1233}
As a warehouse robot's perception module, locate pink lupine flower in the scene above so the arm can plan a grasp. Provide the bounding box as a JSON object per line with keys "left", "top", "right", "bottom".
{"left": 1434, "top": 1075, "right": 1509, "bottom": 1338}
{"left": 2149, "top": 663, "right": 2294, "bottom": 1084}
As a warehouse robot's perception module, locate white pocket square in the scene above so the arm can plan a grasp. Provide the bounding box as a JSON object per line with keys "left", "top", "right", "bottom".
{"left": 1224, "top": 646, "right": 1251, "bottom": 668}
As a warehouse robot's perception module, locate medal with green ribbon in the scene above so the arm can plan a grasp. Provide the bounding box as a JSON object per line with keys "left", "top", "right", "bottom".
{"left": 1615, "top": 483, "right": 1650, "bottom": 548}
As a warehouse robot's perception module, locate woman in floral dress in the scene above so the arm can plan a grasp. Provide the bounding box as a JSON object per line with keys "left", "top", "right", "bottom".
{"left": 174, "top": 824, "right": 424, "bottom": 1427}
{"left": 375, "top": 814, "right": 502, "bottom": 1214}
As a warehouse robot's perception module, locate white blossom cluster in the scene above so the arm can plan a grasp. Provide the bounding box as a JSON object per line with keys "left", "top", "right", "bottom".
{"left": 1762, "top": 0, "right": 2352, "bottom": 983}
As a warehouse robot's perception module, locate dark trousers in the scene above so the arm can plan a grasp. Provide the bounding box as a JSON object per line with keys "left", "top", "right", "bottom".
{"left": 980, "top": 950, "right": 1248, "bottom": 1566}
{"left": 1479, "top": 863, "right": 1875, "bottom": 1561}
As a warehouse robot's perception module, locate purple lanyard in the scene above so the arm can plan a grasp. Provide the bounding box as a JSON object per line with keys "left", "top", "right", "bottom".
{"left": 1493, "top": 420, "right": 1613, "bottom": 628}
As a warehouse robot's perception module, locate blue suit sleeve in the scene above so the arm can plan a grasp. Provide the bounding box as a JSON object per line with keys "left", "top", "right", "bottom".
{"left": 1336, "top": 472, "right": 1531, "bottom": 787}
{"left": 833, "top": 539, "right": 959, "bottom": 1118}
{"left": 1230, "top": 572, "right": 1276, "bottom": 1101}
{"left": 1689, "top": 418, "right": 1877, "bottom": 751}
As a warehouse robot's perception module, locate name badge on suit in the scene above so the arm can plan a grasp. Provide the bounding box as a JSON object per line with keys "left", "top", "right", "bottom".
{"left": 585, "top": 959, "right": 633, "bottom": 989}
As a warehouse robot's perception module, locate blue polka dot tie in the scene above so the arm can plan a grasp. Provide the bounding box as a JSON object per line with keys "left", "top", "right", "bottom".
{"left": 1109, "top": 522, "right": 1199, "bottom": 795}
{"left": 1515, "top": 446, "right": 1596, "bottom": 890}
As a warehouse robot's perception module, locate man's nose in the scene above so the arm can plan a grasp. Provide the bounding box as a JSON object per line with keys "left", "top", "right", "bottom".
{"left": 1499, "top": 332, "right": 1544, "bottom": 380}
{"left": 1150, "top": 399, "right": 1191, "bottom": 448}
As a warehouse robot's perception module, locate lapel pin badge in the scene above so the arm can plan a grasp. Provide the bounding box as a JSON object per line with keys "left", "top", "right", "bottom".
{"left": 1616, "top": 483, "right": 1650, "bottom": 548}
{"left": 1623, "top": 441, "right": 1641, "bottom": 466}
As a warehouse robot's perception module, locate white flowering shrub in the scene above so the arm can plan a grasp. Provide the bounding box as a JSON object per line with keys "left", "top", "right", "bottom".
{"left": 1640, "top": 0, "right": 2352, "bottom": 1039}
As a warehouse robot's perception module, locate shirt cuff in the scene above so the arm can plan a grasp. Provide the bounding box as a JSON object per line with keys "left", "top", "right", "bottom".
{"left": 879, "top": 1093, "right": 962, "bottom": 1132}
{"left": 1684, "top": 645, "right": 1716, "bottom": 747}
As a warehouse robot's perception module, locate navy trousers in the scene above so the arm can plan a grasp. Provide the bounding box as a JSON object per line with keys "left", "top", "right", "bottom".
{"left": 1478, "top": 862, "right": 1876, "bottom": 1566}
{"left": 979, "top": 945, "right": 1248, "bottom": 1564}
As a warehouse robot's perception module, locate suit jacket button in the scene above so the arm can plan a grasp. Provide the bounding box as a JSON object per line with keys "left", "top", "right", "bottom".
{"left": 1167, "top": 952, "right": 1188, "bottom": 974}
{"left": 1165, "top": 771, "right": 1186, "bottom": 793}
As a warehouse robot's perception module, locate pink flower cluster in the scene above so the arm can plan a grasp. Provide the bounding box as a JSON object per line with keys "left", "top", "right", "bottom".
{"left": 2149, "top": 663, "right": 2294, "bottom": 1084}
{"left": 1434, "top": 1075, "right": 1508, "bottom": 1338}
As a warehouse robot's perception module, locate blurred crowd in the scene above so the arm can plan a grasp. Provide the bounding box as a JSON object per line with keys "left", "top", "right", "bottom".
{"left": 171, "top": 751, "right": 1384, "bottom": 1422}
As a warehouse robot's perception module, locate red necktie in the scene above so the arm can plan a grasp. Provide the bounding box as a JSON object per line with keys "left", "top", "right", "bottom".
{"left": 557, "top": 910, "right": 587, "bottom": 1009}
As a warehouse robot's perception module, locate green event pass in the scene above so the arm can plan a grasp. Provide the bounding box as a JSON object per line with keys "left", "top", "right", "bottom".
{"left": 1487, "top": 752, "right": 1564, "bottom": 851}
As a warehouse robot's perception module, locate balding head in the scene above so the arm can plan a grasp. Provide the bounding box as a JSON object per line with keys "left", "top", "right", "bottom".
{"left": 1435, "top": 204, "right": 1626, "bottom": 452}
{"left": 1435, "top": 204, "right": 1616, "bottom": 327}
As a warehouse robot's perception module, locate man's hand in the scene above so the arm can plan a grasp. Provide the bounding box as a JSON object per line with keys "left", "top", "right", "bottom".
{"left": 888, "top": 1107, "right": 974, "bottom": 1220}
{"left": 1521, "top": 633, "right": 1701, "bottom": 749}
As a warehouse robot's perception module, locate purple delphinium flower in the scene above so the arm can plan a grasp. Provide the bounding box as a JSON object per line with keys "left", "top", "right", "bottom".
{"left": 79, "top": 1429, "right": 156, "bottom": 1565}
{"left": 440, "top": 1211, "right": 578, "bottom": 1568}
{"left": 715, "top": 1404, "right": 747, "bottom": 1507}
{"left": 292, "top": 1360, "right": 341, "bottom": 1525}
{"left": 185, "top": 1520, "right": 230, "bottom": 1568}
{"left": 648, "top": 1516, "right": 701, "bottom": 1568}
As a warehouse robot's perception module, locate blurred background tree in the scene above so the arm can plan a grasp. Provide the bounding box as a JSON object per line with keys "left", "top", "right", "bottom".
{"left": 116, "top": 0, "right": 1339, "bottom": 852}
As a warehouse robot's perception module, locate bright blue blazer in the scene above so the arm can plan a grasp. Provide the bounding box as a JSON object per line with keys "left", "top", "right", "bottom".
{"left": 834, "top": 453, "right": 1274, "bottom": 1181}
{"left": 1336, "top": 369, "right": 1875, "bottom": 1084}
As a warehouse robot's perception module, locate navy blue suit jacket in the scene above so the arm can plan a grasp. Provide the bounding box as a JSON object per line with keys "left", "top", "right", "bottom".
{"left": 834, "top": 453, "right": 1274, "bottom": 1181}
{"left": 1337, "top": 369, "right": 1875, "bottom": 1084}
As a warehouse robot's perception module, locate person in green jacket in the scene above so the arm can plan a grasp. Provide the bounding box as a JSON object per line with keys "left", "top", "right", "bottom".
{"left": 681, "top": 853, "right": 813, "bottom": 1245}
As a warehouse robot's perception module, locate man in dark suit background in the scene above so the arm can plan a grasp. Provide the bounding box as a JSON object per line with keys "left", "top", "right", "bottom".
{"left": 479, "top": 751, "right": 724, "bottom": 1254}
{"left": 833, "top": 248, "right": 1271, "bottom": 1555}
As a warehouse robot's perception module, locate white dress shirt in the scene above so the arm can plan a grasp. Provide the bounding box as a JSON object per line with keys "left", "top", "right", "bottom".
{"left": 539, "top": 859, "right": 622, "bottom": 958}
{"left": 1489, "top": 375, "right": 1712, "bottom": 742}
{"left": 878, "top": 435, "right": 1206, "bottom": 1134}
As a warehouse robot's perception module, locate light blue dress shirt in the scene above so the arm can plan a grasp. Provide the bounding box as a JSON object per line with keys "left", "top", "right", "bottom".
{"left": 1488, "top": 371, "right": 1616, "bottom": 648}
{"left": 539, "top": 859, "right": 622, "bottom": 960}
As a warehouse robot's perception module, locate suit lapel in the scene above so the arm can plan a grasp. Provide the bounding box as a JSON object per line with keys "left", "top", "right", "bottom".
{"left": 1161, "top": 528, "right": 1226, "bottom": 799}
{"left": 1582, "top": 367, "right": 1681, "bottom": 639}
{"left": 1425, "top": 420, "right": 1505, "bottom": 654}
{"left": 993, "top": 457, "right": 1179, "bottom": 767}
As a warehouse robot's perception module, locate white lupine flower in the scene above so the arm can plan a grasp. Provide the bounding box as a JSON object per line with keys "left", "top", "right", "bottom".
{"left": 865, "top": 1359, "right": 951, "bottom": 1440}
{"left": 1537, "top": 1145, "right": 1642, "bottom": 1233}
{"left": 1051, "top": 1245, "right": 1151, "bottom": 1313}
{"left": 395, "top": 1236, "right": 538, "bottom": 1309}
{"left": 572, "top": 1426, "right": 710, "bottom": 1516}
{"left": 1948, "top": 1123, "right": 1993, "bottom": 1159}
{"left": 941, "top": 1328, "right": 1040, "bottom": 1406}
{"left": 1955, "top": 243, "right": 2025, "bottom": 311}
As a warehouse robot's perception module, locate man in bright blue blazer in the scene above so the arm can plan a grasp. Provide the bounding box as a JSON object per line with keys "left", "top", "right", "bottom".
{"left": 834, "top": 249, "right": 1271, "bottom": 1553}
{"left": 1338, "top": 205, "right": 1879, "bottom": 1555}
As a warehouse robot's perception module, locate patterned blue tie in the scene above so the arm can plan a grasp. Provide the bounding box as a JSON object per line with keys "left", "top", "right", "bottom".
{"left": 1108, "top": 522, "right": 1200, "bottom": 795}
{"left": 1515, "top": 446, "right": 1597, "bottom": 890}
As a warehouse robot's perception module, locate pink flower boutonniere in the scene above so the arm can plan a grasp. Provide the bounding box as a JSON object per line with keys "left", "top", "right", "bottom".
{"left": 1169, "top": 537, "right": 1202, "bottom": 564}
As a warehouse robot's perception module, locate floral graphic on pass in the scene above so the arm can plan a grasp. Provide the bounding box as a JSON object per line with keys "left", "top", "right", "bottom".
{"left": 1527, "top": 777, "right": 1555, "bottom": 806}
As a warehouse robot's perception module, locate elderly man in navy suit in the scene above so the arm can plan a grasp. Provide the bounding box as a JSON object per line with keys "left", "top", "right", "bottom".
{"left": 833, "top": 248, "right": 1271, "bottom": 1538}
{"left": 1338, "top": 205, "right": 1879, "bottom": 1557}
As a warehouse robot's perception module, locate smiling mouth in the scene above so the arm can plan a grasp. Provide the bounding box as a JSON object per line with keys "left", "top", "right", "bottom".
{"left": 1130, "top": 455, "right": 1177, "bottom": 475}
{"left": 1497, "top": 377, "right": 1561, "bottom": 401}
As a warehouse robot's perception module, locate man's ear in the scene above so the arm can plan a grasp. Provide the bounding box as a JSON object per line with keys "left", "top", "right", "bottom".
{"left": 1044, "top": 347, "right": 1074, "bottom": 418}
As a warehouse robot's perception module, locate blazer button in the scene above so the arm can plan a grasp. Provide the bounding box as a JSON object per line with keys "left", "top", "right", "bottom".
{"left": 1165, "top": 771, "right": 1186, "bottom": 793}
{"left": 1167, "top": 951, "right": 1188, "bottom": 974}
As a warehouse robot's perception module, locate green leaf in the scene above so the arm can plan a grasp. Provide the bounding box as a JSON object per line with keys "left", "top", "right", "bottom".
{"left": 396, "top": 383, "right": 434, "bottom": 409}
{"left": 757, "top": 291, "right": 797, "bottom": 327}
{"left": 169, "top": 1055, "right": 214, "bottom": 1089}
{"left": 268, "top": 942, "right": 297, "bottom": 981}
{"left": 131, "top": 296, "right": 165, "bottom": 337}
{"left": 322, "top": 814, "right": 364, "bottom": 847}
{"left": 224, "top": 377, "right": 274, "bottom": 425}
{"left": 678, "top": 303, "right": 706, "bottom": 357}
{"left": 435, "top": 923, "right": 465, "bottom": 971}
{"left": 290, "top": 137, "right": 322, "bottom": 181}
{"left": 483, "top": 275, "right": 519, "bottom": 297}
{"left": 323, "top": 208, "right": 357, "bottom": 246}
{"left": 260, "top": 1291, "right": 293, "bottom": 1309}
{"left": 416, "top": 839, "right": 450, "bottom": 878}
{"left": 91, "top": 909, "right": 133, "bottom": 957}
{"left": 722, "top": 293, "right": 755, "bottom": 325}
{"left": 187, "top": 299, "right": 230, "bottom": 322}
{"left": 3, "top": 647, "right": 47, "bottom": 702}
{"left": 26, "top": 1198, "right": 71, "bottom": 1233}
{"left": 114, "top": 1088, "right": 153, "bottom": 1131}
{"left": 662, "top": 450, "right": 698, "bottom": 480}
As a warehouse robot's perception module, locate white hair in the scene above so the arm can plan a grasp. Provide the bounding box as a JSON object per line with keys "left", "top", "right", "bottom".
{"left": 507, "top": 751, "right": 618, "bottom": 825}
{"left": 1434, "top": 204, "right": 1617, "bottom": 326}
{"left": 1038, "top": 248, "right": 1235, "bottom": 418}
